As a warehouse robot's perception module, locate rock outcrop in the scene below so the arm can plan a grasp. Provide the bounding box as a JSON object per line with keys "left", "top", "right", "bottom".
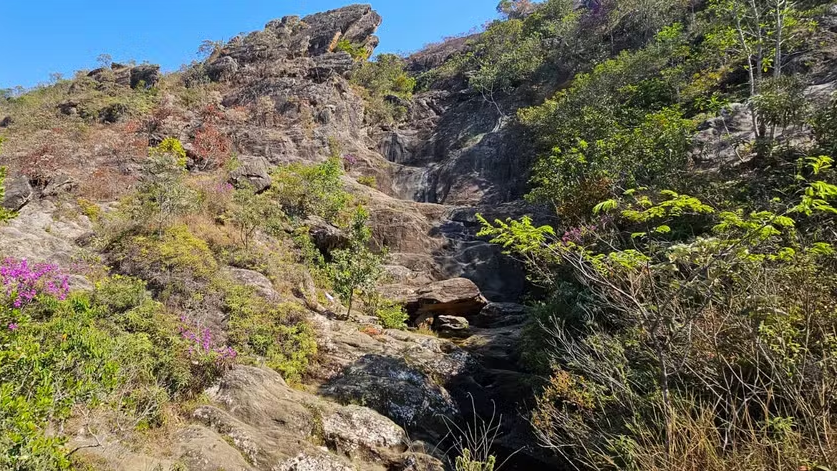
{"left": 228, "top": 155, "right": 272, "bottom": 192}
{"left": 4, "top": 4, "right": 551, "bottom": 469}
{"left": 382, "top": 277, "right": 487, "bottom": 320}
{"left": 88, "top": 62, "right": 161, "bottom": 89}
{"left": 1, "top": 175, "right": 32, "bottom": 211}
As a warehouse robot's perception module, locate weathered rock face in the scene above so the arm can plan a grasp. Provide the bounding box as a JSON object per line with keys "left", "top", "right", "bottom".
{"left": 196, "top": 366, "right": 441, "bottom": 470}
{"left": 88, "top": 62, "right": 161, "bottom": 89}
{"left": 0, "top": 200, "right": 92, "bottom": 265}
{"left": 75, "top": 365, "right": 442, "bottom": 470}
{"left": 1, "top": 175, "right": 32, "bottom": 211}
{"left": 207, "top": 5, "right": 380, "bottom": 75}
{"left": 302, "top": 5, "right": 382, "bottom": 55}
{"left": 228, "top": 154, "right": 272, "bottom": 192}
{"left": 382, "top": 277, "right": 487, "bottom": 320}
{"left": 203, "top": 9, "right": 373, "bottom": 165}
{"left": 305, "top": 215, "right": 349, "bottom": 253}
{"left": 320, "top": 354, "right": 460, "bottom": 440}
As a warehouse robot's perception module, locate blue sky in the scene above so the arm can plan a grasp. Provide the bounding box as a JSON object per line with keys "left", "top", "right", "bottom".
{"left": 0, "top": 1, "right": 499, "bottom": 89}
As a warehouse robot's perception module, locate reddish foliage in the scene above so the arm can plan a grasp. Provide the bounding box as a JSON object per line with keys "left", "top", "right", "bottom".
{"left": 121, "top": 120, "right": 150, "bottom": 154}
{"left": 200, "top": 104, "right": 224, "bottom": 124}
{"left": 192, "top": 123, "right": 231, "bottom": 170}
{"left": 19, "top": 143, "right": 62, "bottom": 188}
{"left": 360, "top": 325, "right": 383, "bottom": 336}
{"left": 76, "top": 167, "right": 136, "bottom": 201}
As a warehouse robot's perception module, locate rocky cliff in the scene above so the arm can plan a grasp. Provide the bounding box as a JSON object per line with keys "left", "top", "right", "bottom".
{"left": 0, "top": 4, "right": 551, "bottom": 470}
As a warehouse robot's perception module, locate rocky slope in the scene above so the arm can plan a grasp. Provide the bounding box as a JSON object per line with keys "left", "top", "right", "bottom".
{"left": 0, "top": 4, "right": 551, "bottom": 470}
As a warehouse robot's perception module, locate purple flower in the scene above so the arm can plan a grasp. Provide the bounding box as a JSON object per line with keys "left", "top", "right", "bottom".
{"left": 179, "top": 321, "right": 237, "bottom": 366}
{"left": 1, "top": 258, "right": 70, "bottom": 309}
{"left": 343, "top": 154, "right": 358, "bottom": 167}
{"left": 215, "top": 182, "right": 234, "bottom": 194}
{"left": 7, "top": 323, "right": 18, "bottom": 331}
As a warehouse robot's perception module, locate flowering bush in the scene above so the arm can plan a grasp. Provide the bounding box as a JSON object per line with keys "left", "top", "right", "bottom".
{"left": 178, "top": 319, "right": 238, "bottom": 365}
{"left": 0, "top": 258, "right": 69, "bottom": 308}
{"left": 343, "top": 153, "right": 358, "bottom": 167}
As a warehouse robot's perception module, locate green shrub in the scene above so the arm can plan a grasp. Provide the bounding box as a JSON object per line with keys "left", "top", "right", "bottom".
{"left": 455, "top": 449, "right": 496, "bottom": 471}
{"left": 375, "top": 302, "right": 408, "bottom": 330}
{"left": 229, "top": 186, "right": 285, "bottom": 248}
{"left": 0, "top": 293, "right": 120, "bottom": 469}
{"left": 76, "top": 197, "right": 101, "bottom": 221}
{"left": 357, "top": 175, "right": 377, "bottom": 188}
{"left": 334, "top": 39, "right": 370, "bottom": 61}
{"left": 351, "top": 54, "right": 415, "bottom": 124}
{"left": 479, "top": 158, "right": 837, "bottom": 468}
{"left": 127, "top": 142, "right": 197, "bottom": 232}
{"left": 526, "top": 106, "right": 695, "bottom": 219}
{"left": 222, "top": 283, "right": 317, "bottom": 384}
{"left": 154, "top": 137, "right": 188, "bottom": 167}
{"left": 270, "top": 157, "right": 350, "bottom": 224}
{"left": 94, "top": 274, "right": 148, "bottom": 313}
{"left": 328, "top": 207, "right": 384, "bottom": 316}
{"left": 121, "top": 224, "right": 218, "bottom": 300}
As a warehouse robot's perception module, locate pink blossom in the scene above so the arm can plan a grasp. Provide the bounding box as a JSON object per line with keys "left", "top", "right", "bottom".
{"left": 7, "top": 323, "right": 18, "bottom": 331}
{"left": 343, "top": 154, "right": 358, "bottom": 167}
{"left": 215, "top": 182, "right": 234, "bottom": 194}
{"left": 0, "top": 258, "right": 70, "bottom": 308}
{"left": 179, "top": 321, "right": 238, "bottom": 365}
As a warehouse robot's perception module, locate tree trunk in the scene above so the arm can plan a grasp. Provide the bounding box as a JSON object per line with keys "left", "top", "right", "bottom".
{"left": 774, "top": 0, "right": 784, "bottom": 79}
{"left": 346, "top": 290, "right": 354, "bottom": 318}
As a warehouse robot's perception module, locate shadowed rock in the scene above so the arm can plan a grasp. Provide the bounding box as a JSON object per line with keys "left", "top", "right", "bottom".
{"left": 382, "top": 277, "right": 487, "bottom": 320}
{"left": 1, "top": 175, "right": 32, "bottom": 211}
{"left": 229, "top": 155, "right": 272, "bottom": 192}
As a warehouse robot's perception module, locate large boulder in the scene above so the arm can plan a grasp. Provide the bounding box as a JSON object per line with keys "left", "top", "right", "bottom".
{"left": 435, "top": 315, "right": 470, "bottom": 338}
{"left": 206, "top": 56, "right": 239, "bottom": 82}
{"left": 226, "top": 268, "right": 279, "bottom": 300}
{"left": 228, "top": 155, "right": 272, "bottom": 192}
{"left": 472, "top": 302, "right": 528, "bottom": 328}
{"left": 311, "top": 313, "right": 474, "bottom": 441}
{"left": 320, "top": 355, "right": 458, "bottom": 441}
{"left": 130, "top": 64, "right": 161, "bottom": 88}
{"left": 691, "top": 103, "right": 757, "bottom": 164}
{"left": 42, "top": 173, "right": 77, "bottom": 197}
{"left": 382, "top": 277, "right": 487, "bottom": 319}
{"left": 1, "top": 175, "right": 32, "bottom": 211}
{"left": 195, "top": 366, "right": 439, "bottom": 470}
{"left": 302, "top": 5, "right": 382, "bottom": 56}
{"left": 304, "top": 216, "right": 349, "bottom": 253}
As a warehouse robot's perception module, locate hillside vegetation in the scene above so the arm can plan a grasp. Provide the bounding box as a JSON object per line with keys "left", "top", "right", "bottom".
{"left": 2, "top": 0, "right": 837, "bottom": 470}
{"left": 466, "top": 0, "right": 837, "bottom": 469}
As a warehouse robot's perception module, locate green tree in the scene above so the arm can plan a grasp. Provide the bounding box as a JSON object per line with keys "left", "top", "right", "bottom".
{"left": 271, "top": 156, "right": 349, "bottom": 223}
{"left": 707, "top": 0, "right": 813, "bottom": 139}
{"left": 328, "top": 207, "right": 384, "bottom": 317}
{"left": 229, "top": 186, "right": 284, "bottom": 249}
{"left": 131, "top": 139, "right": 196, "bottom": 233}
{"left": 478, "top": 156, "right": 837, "bottom": 468}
